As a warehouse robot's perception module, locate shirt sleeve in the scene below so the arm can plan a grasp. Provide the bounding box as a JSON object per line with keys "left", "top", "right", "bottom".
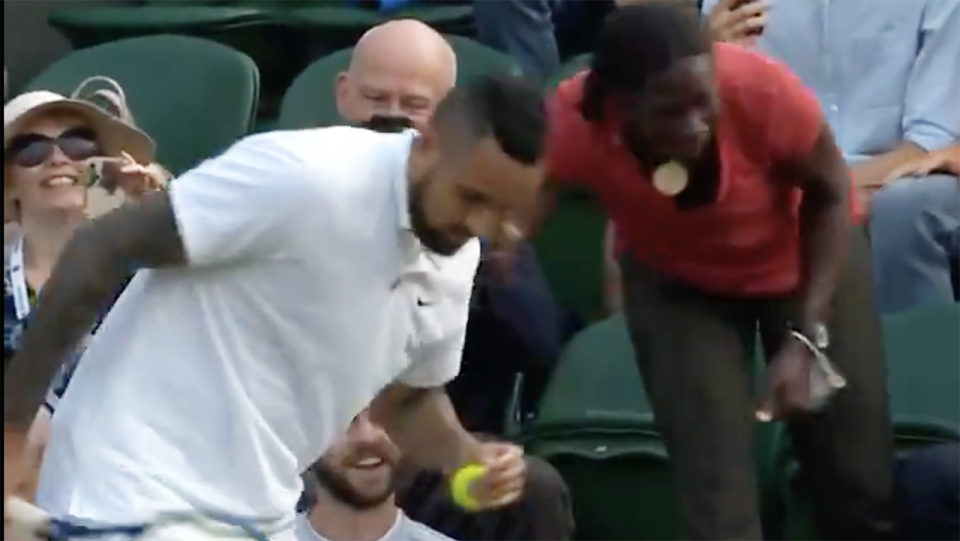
{"left": 755, "top": 57, "right": 825, "bottom": 164}
{"left": 903, "top": 0, "right": 960, "bottom": 151}
{"left": 169, "top": 134, "right": 319, "bottom": 267}
{"left": 397, "top": 241, "right": 480, "bottom": 388}
{"left": 545, "top": 87, "right": 594, "bottom": 185}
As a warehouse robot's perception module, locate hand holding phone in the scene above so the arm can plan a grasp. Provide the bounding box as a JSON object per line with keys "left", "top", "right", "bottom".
{"left": 707, "top": 0, "right": 768, "bottom": 44}
{"left": 83, "top": 152, "right": 167, "bottom": 199}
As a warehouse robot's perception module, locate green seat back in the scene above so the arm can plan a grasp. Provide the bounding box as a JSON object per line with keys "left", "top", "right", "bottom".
{"left": 444, "top": 35, "right": 519, "bottom": 80}
{"left": 277, "top": 47, "right": 350, "bottom": 129}
{"left": 47, "top": 2, "right": 295, "bottom": 104}
{"left": 283, "top": 3, "right": 473, "bottom": 58}
{"left": 532, "top": 191, "right": 607, "bottom": 320}
{"left": 26, "top": 35, "right": 259, "bottom": 174}
{"left": 278, "top": 36, "right": 517, "bottom": 130}
{"left": 885, "top": 302, "right": 960, "bottom": 439}
{"left": 49, "top": 5, "right": 266, "bottom": 32}
{"left": 523, "top": 315, "right": 666, "bottom": 539}
{"left": 533, "top": 314, "right": 650, "bottom": 432}
{"left": 287, "top": 2, "right": 473, "bottom": 32}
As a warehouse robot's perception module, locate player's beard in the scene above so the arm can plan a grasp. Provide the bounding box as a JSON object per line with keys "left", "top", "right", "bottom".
{"left": 408, "top": 175, "right": 468, "bottom": 256}
{"left": 312, "top": 460, "right": 397, "bottom": 511}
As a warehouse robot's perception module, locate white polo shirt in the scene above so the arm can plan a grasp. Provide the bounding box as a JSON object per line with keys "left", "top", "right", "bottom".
{"left": 36, "top": 128, "right": 480, "bottom": 523}
{"left": 294, "top": 511, "right": 457, "bottom": 541}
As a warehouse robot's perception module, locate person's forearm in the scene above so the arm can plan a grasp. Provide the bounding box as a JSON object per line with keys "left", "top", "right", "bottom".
{"left": 933, "top": 143, "right": 960, "bottom": 175}
{"left": 370, "top": 386, "right": 482, "bottom": 472}
{"left": 851, "top": 142, "right": 927, "bottom": 188}
{"left": 797, "top": 181, "right": 851, "bottom": 332}
{"left": 3, "top": 224, "right": 131, "bottom": 429}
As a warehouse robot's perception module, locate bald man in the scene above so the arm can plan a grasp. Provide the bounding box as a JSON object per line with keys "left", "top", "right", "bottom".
{"left": 336, "top": 20, "right": 456, "bottom": 131}
{"left": 327, "top": 20, "right": 574, "bottom": 541}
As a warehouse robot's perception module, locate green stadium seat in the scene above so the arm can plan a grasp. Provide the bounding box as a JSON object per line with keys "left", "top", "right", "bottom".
{"left": 530, "top": 315, "right": 651, "bottom": 434}
{"left": 47, "top": 1, "right": 299, "bottom": 104}
{"left": 532, "top": 190, "right": 607, "bottom": 320}
{"left": 443, "top": 34, "right": 520, "bottom": 80}
{"left": 780, "top": 303, "right": 960, "bottom": 539}
{"left": 25, "top": 35, "right": 259, "bottom": 174}
{"left": 547, "top": 53, "right": 591, "bottom": 89}
{"left": 277, "top": 48, "right": 351, "bottom": 130}
{"left": 521, "top": 315, "right": 666, "bottom": 539}
{"left": 277, "top": 36, "right": 518, "bottom": 130}
{"left": 522, "top": 315, "right": 776, "bottom": 539}
{"left": 283, "top": 1, "right": 473, "bottom": 55}
{"left": 884, "top": 303, "right": 960, "bottom": 439}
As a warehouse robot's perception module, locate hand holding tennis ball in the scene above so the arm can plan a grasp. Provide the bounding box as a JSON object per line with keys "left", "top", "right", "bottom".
{"left": 450, "top": 442, "right": 526, "bottom": 511}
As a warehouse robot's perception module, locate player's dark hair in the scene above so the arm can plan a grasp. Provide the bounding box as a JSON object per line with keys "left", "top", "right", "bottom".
{"left": 581, "top": 1, "right": 710, "bottom": 123}
{"left": 432, "top": 73, "right": 547, "bottom": 165}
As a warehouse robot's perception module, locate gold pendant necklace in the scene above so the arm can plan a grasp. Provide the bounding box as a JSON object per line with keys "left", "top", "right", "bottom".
{"left": 651, "top": 161, "right": 689, "bottom": 196}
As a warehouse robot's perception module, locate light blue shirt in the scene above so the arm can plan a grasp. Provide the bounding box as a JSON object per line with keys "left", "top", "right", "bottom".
{"left": 701, "top": 0, "right": 960, "bottom": 163}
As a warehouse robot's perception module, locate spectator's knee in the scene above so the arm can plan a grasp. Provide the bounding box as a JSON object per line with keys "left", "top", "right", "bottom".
{"left": 869, "top": 174, "right": 960, "bottom": 246}
{"left": 518, "top": 456, "right": 575, "bottom": 539}
{"left": 918, "top": 443, "right": 960, "bottom": 504}
{"left": 526, "top": 455, "right": 568, "bottom": 498}
{"left": 870, "top": 174, "right": 960, "bottom": 222}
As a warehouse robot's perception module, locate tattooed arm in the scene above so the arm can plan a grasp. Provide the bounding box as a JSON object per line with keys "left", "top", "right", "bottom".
{"left": 3, "top": 192, "right": 185, "bottom": 430}
{"left": 3, "top": 191, "right": 185, "bottom": 503}
{"left": 3, "top": 133, "right": 323, "bottom": 502}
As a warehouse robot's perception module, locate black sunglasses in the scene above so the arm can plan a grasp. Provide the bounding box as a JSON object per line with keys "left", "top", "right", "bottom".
{"left": 4, "top": 127, "right": 100, "bottom": 168}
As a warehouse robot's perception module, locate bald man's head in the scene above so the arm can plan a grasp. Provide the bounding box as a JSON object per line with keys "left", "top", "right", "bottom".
{"left": 336, "top": 20, "right": 457, "bottom": 130}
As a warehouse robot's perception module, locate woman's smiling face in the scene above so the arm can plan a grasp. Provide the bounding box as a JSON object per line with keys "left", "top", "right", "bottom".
{"left": 5, "top": 111, "right": 100, "bottom": 219}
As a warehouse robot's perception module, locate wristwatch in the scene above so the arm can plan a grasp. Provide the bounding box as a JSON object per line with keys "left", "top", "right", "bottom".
{"left": 789, "top": 322, "right": 830, "bottom": 351}
{"left": 788, "top": 322, "right": 846, "bottom": 392}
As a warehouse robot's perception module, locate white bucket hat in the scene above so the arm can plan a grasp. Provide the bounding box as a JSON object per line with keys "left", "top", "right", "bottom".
{"left": 3, "top": 77, "right": 155, "bottom": 166}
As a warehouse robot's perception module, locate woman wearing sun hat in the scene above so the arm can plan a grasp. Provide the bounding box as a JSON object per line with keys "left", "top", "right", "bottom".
{"left": 3, "top": 76, "right": 169, "bottom": 499}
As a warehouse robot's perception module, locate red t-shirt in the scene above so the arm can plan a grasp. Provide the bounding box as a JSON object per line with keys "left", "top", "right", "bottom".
{"left": 547, "top": 43, "right": 855, "bottom": 296}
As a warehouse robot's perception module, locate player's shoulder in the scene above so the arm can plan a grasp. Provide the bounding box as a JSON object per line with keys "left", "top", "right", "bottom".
{"left": 236, "top": 126, "right": 396, "bottom": 169}
{"left": 226, "top": 127, "right": 409, "bottom": 196}
{"left": 396, "top": 512, "right": 461, "bottom": 541}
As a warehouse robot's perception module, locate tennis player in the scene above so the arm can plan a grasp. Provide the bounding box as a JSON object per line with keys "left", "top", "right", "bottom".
{"left": 3, "top": 73, "right": 546, "bottom": 538}
{"left": 542, "top": 3, "right": 893, "bottom": 539}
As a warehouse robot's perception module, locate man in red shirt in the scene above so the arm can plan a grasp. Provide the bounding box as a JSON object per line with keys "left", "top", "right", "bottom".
{"left": 543, "top": 3, "right": 894, "bottom": 539}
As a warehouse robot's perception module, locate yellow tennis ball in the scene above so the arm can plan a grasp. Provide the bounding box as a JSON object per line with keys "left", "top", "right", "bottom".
{"left": 450, "top": 463, "right": 488, "bottom": 511}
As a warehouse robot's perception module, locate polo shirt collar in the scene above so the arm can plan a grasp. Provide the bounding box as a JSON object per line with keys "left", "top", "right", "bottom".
{"left": 394, "top": 129, "right": 416, "bottom": 232}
